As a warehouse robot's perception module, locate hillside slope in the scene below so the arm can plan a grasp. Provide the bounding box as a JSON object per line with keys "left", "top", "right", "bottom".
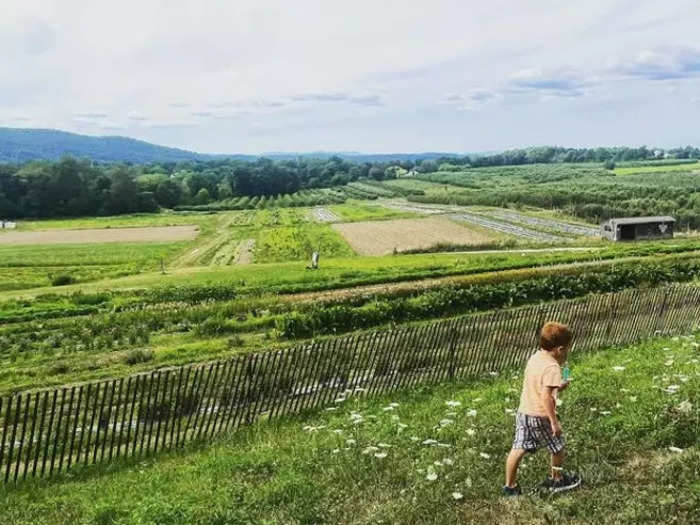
{"left": 1, "top": 334, "right": 697, "bottom": 524}
{"left": 0, "top": 128, "right": 234, "bottom": 163}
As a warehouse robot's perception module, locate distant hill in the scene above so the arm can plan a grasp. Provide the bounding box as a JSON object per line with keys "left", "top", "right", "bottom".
{"left": 0, "top": 127, "right": 468, "bottom": 164}
{"left": 0, "top": 128, "right": 241, "bottom": 163}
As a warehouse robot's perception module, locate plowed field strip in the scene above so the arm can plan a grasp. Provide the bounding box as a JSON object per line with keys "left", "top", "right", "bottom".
{"left": 332, "top": 217, "right": 493, "bottom": 256}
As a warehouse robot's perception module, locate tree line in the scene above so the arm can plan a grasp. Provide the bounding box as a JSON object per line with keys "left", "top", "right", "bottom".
{"left": 0, "top": 145, "right": 698, "bottom": 218}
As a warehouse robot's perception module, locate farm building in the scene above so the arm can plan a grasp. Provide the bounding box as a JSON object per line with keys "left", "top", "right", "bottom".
{"left": 600, "top": 216, "right": 675, "bottom": 241}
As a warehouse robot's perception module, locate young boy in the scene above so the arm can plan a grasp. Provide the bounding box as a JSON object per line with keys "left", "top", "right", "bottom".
{"left": 503, "top": 321, "right": 581, "bottom": 495}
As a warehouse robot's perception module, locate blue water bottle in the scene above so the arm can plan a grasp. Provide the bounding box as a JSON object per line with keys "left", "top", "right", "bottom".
{"left": 562, "top": 366, "right": 571, "bottom": 382}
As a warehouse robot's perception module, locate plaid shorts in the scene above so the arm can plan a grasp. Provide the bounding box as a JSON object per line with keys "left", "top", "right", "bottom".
{"left": 512, "top": 412, "right": 565, "bottom": 454}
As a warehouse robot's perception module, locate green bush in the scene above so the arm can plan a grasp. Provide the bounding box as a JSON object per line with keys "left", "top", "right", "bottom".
{"left": 51, "top": 274, "right": 76, "bottom": 286}
{"left": 276, "top": 259, "right": 700, "bottom": 338}
{"left": 124, "top": 349, "right": 154, "bottom": 365}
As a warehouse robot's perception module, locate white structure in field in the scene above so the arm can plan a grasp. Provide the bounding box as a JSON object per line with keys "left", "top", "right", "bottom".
{"left": 600, "top": 216, "right": 675, "bottom": 241}
{"left": 0, "top": 221, "right": 16, "bottom": 229}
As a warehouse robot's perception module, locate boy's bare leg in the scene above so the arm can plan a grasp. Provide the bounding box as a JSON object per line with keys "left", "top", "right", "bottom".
{"left": 505, "top": 448, "right": 527, "bottom": 487}
{"left": 550, "top": 450, "right": 566, "bottom": 480}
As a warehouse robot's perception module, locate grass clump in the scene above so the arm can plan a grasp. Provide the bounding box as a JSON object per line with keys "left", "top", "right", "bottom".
{"left": 51, "top": 274, "right": 76, "bottom": 287}
{"left": 1, "top": 334, "right": 697, "bottom": 524}
{"left": 124, "top": 348, "right": 154, "bottom": 365}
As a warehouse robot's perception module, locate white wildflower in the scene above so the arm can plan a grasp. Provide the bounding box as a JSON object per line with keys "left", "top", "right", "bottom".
{"left": 466, "top": 429, "right": 476, "bottom": 436}
{"left": 665, "top": 385, "right": 680, "bottom": 394}
{"left": 479, "top": 452, "right": 491, "bottom": 459}
{"left": 362, "top": 446, "right": 379, "bottom": 455}
{"left": 378, "top": 443, "right": 391, "bottom": 448}
{"left": 422, "top": 439, "right": 438, "bottom": 446}
{"left": 445, "top": 400, "right": 461, "bottom": 408}
{"left": 629, "top": 396, "right": 638, "bottom": 402}
{"left": 677, "top": 400, "right": 693, "bottom": 414}
{"left": 439, "top": 419, "right": 454, "bottom": 426}
{"left": 665, "top": 360, "right": 674, "bottom": 366}
{"left": 374, "top": 452, "right": 387, "bottom": 459}
{"left": 426, "top": 472, "right": 438, "bottom": 481}
{"left": 467, "top": 409, "right": 477, "bottom": 417}
{"left": 452, "top": 492, "right": 463, "bottom": 500}
{"left": 600, "top": 411, "right": 611, "bottom": 415}
{"left": 442, "top": 458, "right": 454, "bottom": 466}
{"left": 669, "top": 446, "right": 683, "bottom": 453}
{"left": 346, "top": 439, "right": 356, "bottom": 445}
{"left": 612, "top": 366, "right": 626, "bottom": 372}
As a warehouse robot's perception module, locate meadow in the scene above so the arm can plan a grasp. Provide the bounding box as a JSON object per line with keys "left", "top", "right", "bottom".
{"left": 0, "top": 160, "right": 699, "bottom": 522}
{"left": 0, "top": 333, "right": 696, "bottom": 524}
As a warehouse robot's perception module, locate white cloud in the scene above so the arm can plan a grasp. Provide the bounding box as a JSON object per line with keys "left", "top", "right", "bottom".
{"left": 2, "top": 0, "right": 700, "bottom": 152}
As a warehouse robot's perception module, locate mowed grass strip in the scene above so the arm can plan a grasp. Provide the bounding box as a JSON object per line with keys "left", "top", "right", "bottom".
{"left": 1, "top": 335, "right": 697, "bottom": 524}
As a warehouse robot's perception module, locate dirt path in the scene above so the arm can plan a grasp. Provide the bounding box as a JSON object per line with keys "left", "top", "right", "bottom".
{"left": 278, "top": 248, "right": 644, "bottom": 305}
{"left": 234, "top": 239, "right": 255, "bottom": 264}
{"left": 0, "top": 226, "right": 199, "bottom": 245}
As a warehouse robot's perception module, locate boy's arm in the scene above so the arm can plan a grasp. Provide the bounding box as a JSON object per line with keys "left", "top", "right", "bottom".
{"left": 540, "top": 386, "right": 562, "bottom": 436}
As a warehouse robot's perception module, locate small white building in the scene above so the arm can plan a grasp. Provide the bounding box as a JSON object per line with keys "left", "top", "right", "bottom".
{"left": 601, "top": 216, "right": 675, "bottom": 241}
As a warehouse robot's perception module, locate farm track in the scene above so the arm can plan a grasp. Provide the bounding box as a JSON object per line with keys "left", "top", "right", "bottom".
{"left": 233, "top": 239, "right": 255, "bottom": 264}
{"left": 171, "top": 213, "right": 235, "bottom": 267}
{"left": 277, "top": 247, "right": 657, "bottom": 305}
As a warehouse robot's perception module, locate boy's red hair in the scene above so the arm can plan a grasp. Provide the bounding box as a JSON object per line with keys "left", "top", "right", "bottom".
{"left": 540, "top": 322, "right": 573, "bottom": 351}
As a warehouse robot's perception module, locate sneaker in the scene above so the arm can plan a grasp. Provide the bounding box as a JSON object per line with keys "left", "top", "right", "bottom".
{"left": 502, "top": 484, "right": 522, "bottom": 497}
{"left": 541, "top": 473, "right": 581, "bottom": 493}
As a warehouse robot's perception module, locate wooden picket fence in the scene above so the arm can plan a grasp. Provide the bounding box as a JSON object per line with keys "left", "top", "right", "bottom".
{"left": 1, "top": 284, "right": 699, "bottom": 484}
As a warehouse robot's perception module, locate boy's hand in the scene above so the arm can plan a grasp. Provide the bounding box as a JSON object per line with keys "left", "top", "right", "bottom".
{"left": 558, "top": 380, "right": 571, "bottom": 392}
{"left": 551, "top": 420, "right": 563, "bottom": 437}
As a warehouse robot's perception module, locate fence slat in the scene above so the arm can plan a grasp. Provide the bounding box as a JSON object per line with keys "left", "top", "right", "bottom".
{"left": 2, "top": 284, "right": 700, "bottom": 483}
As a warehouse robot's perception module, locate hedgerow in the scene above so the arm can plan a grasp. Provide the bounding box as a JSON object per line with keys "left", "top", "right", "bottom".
{"left": 276, "top": 259, "right": 700, "bottom": 338}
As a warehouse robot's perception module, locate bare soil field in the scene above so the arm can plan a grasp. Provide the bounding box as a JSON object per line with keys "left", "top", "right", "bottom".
{"left": 331, "top": 216, "right": 492, "bottom": 255}
{"left": 0, "top": 225, "right": 199, "bottom": 245}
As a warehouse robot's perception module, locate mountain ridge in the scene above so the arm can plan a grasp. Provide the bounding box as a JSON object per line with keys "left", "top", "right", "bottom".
{"left": 0, "top": 127, "right": 467, "bottom": 164}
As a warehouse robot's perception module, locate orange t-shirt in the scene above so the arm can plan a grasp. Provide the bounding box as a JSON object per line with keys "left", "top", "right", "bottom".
{"left": 518, "top": 350, "right": 562, "bottom": 417}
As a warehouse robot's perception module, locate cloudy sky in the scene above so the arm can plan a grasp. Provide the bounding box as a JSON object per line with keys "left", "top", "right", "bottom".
{"left": 2, "top": 0, "right": 700, "bottom": 154}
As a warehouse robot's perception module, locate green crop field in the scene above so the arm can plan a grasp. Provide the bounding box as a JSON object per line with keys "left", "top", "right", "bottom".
{"left": 614, "top": 162, "right": 700, "bottom": 175}
{"left": 1, "top": 334, "right": 697, "bottom": 524}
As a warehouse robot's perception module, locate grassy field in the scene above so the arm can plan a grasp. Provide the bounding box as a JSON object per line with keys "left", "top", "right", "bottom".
{"left": 0, "top": 242, "right": 186, "bottom": 291}
{"left": 1, "top": 333, "right": 697, "bottom": 524}
{"left": 7, "top": 211, "right": 220, "bottom": 232}
{"left": 614, "top": 162, "right": 700, "bottom": 175}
